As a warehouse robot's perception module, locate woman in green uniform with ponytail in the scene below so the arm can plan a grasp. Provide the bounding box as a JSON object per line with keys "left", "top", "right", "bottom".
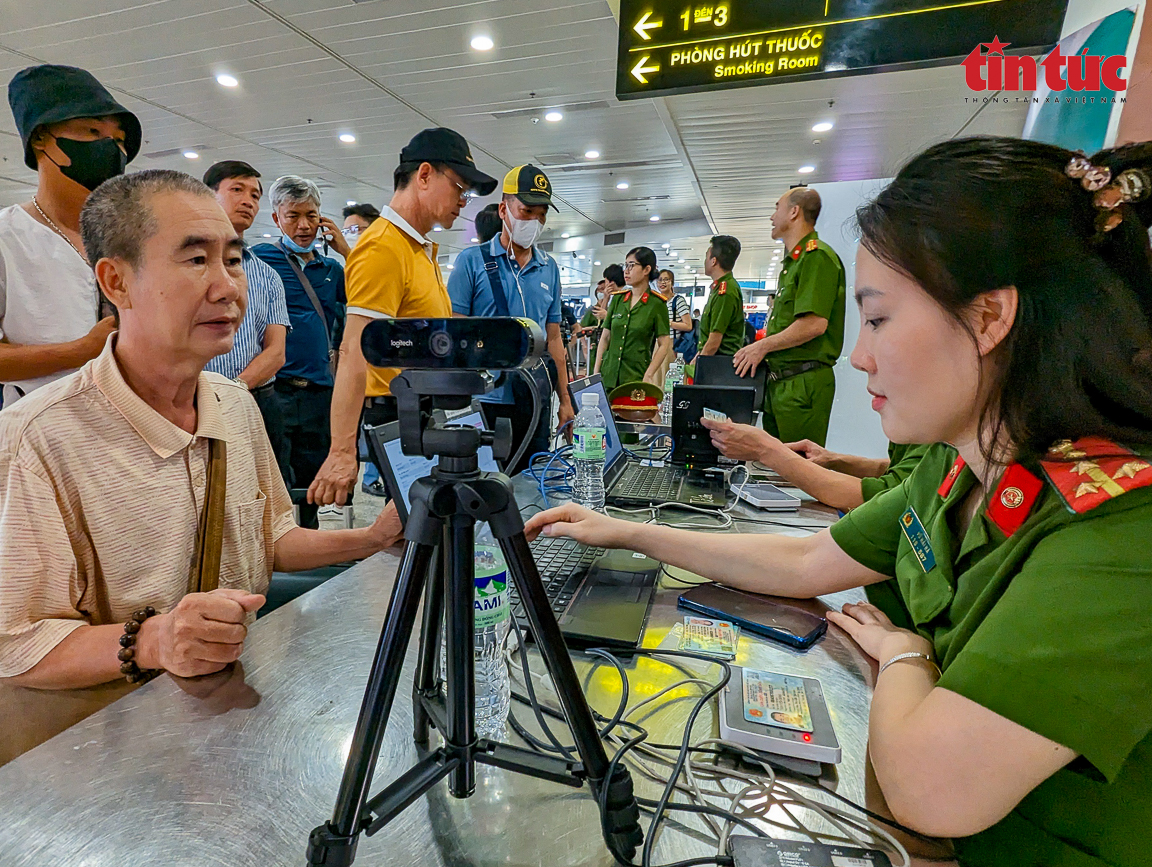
{"left": 527, "top": 137, "right": 1152, "bottom": 867}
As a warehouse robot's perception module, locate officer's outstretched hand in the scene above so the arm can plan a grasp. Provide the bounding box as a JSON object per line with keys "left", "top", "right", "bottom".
{"left": 702, "top": 416, "right": 780, "bottom": 464}
{"left": 524, "top": 504, "right": 627, "bottom": 549}
{"left": 732, "top": 338, "right": 771, "bottom": 377}
{"left": 786, "top": 439, "right": 833, "bottom": 467}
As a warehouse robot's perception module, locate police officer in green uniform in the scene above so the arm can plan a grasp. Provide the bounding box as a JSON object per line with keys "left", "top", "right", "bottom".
{"left": 595, "top": 248, "right": 671, "bottom": 390}
{"left": 734, "top": 187, "right": 845, "bottom": 447}
{"left": 528, "top": 138, "right": 1152, "bottom": 866}
{"left": 696, "top": 235, "right": 746, "bottom": 358}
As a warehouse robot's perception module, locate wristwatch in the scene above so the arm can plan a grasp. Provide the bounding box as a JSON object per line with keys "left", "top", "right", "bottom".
{"left": 234, "top": 377, "right": 250, "bottom": 390}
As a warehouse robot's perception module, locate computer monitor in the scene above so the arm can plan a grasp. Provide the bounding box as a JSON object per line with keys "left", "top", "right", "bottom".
{"left": 367, "top": 410, "right": 500, "bottom": 523}
{"left": 693, "top": 354, "right": 768, "bottom": 409}
{"left": 566, "top": 374, "right": 624, "bottom": 472}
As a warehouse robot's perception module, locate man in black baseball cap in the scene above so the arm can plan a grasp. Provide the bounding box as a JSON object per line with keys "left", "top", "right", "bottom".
{"left": 396, "top": 127, "right": 498, "bottom": 197}
{"left": 0, "top": 64, "right": 142, "bottom": 405}
{"left": 308, "top": 127, "right": 498, "bottom": 507}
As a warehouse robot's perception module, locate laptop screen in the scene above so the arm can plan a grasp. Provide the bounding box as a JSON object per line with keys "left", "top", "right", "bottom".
{"left": 375, "top": 411, "right": 500, "bottom": 521}
{"left": 567, "top": 376, "right": 624, "bottom": 470}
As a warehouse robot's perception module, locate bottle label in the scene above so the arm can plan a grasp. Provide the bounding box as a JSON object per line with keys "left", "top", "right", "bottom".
{"left": 474, "top": 546, "right": 509, "bottom": 628}
{"left": 573, "top": 427, "right": 606, "bottom": 461}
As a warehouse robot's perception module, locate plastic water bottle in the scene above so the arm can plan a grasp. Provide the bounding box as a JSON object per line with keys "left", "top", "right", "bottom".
{"left": 573, "top": 391, "right": 607, "bottom": 511}
{"left": 440, "top": 544, "right": 511, "bottom": 740}
{"left": 660, "top": 353, "right": 686, "bottom": 424}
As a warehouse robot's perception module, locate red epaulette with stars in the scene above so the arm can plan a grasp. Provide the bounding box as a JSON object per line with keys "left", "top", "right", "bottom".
{"left": 1040, "top": 437, "right": 1152, "bottom": 514}
{"left": 805, "top": 239, "right": 819, "bottom": 252}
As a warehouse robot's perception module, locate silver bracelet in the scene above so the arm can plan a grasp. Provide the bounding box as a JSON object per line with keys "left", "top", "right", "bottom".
{"left": 878, "top": 651, "right": 941, "bottom": 679}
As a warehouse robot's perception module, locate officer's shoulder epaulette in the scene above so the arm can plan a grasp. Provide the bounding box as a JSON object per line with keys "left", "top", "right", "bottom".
{"left": 805, "top": 238, "right": 819, "bottom": 253}
{"left": 1040, "top": 437, "right": 1152, "bottom": 514}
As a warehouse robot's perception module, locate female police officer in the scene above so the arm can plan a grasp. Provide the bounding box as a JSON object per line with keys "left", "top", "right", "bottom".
{"left": 527, "top": 137, "right": 1152, "bottom": 867}
{"left": 594, "top": 247, "right": 671, "bottom": 389}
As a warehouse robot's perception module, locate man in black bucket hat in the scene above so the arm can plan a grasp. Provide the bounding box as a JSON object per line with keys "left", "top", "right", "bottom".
{"left": 0, "top": 65, "right": 141, "bottom": 405}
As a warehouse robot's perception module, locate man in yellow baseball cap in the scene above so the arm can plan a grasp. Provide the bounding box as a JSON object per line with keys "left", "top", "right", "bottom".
{"left": 447, "top": 165, "right": 574, "bottom": 472}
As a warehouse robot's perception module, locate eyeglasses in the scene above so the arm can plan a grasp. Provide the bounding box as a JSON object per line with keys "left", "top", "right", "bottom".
{"left": 623, "top": 262, "right": 639, "bottom": 271}
{"left": 446, "top": 175, "right": 478, "bottom": 201}
{"left": 342, "top": 226, "right": 363, "bottom": 237}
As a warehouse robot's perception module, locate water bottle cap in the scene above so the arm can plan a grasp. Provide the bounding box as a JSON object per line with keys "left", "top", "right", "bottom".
{"left": 581, "top": 392, "right": 599, "bottom": 407}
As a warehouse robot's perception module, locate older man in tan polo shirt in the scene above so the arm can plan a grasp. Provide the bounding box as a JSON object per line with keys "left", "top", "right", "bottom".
{"left": 0, "top": 169, "right": 402, "bottom": 765}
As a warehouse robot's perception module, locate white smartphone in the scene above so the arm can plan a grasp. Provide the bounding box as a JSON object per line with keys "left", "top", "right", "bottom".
{"left": 732, "top": 481, "right": 801, "bottom": 511}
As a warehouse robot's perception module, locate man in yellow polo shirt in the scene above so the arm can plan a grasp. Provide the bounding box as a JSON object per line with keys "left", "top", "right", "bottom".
{"left": 308, "top": 128, "right": 498, "bottom": 506}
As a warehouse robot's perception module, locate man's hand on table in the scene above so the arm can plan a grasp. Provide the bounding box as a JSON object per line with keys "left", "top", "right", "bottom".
{"left": 524, "top": 504, "right": 628, "bottom": 549}
{"left": 701, "top": 416, "right": 787, "bottom": 465}
{"left": 367, "top": 500, "right": 405, "bottom": 551}
{"left": 137, "top": 589, "right": 265, "bottom": 678}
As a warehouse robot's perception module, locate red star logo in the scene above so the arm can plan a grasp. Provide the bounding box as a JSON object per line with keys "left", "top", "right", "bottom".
{"left": 983, "top": 35, "right": 1010, "bottom": 54}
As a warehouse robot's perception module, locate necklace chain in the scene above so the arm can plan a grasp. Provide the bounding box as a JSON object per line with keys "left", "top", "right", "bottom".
{"left": 32, "top": 197, "right": 86, "bottom": 262}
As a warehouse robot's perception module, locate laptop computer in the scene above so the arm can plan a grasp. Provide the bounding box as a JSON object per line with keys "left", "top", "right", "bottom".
{"left": 693, "top": 353, "right": 768, "bottom": 409}
{"left": 365, "top": 413, "right": 660, "bottom": 649}
{"left": 567, "top": 375, "right": 746, "bottom": 508}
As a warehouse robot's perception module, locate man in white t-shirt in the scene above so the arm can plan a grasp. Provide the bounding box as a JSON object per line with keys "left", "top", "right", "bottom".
{"left": 0, "top": 64, "right": 143, "bottom": 405}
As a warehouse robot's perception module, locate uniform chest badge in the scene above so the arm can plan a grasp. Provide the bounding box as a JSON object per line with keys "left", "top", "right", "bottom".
{"left": 899, "top": 507, "right": 936, "bottom": 573}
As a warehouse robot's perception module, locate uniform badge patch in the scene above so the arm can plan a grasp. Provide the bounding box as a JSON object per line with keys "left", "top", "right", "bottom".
{"left": 805, "top": 239, "right": 819, "bottom": 252}
{"left": 899, "top": 507, "right": 936, "bottom": 573}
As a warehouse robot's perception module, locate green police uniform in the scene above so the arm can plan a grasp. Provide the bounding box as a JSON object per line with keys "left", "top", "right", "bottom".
{"left": 763, "top": 231, "right": 846, "bottom": 446}
{"left": 859, "top": 442, "right": 931, "bottom": 502}
{"left": 581, "top": 308, "right": 603, "bottom": 370}
{"left": 599, "top": 289, "right": 670, "bottom": 390}
{"left": 829, "top": 438, "right": 1152, "bottom": 867}
{"left": 698, "top": 272, "right": 745, "bottom": 356}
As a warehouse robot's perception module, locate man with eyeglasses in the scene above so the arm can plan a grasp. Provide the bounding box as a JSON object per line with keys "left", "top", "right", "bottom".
{"left": 308, "top": 128, "right": 498, "bottom": 508}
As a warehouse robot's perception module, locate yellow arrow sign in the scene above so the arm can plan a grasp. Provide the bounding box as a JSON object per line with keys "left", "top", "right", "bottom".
{"left": 633, "top": 11, "right": 663, "bottom": 40}
{"left": 631, "top": 55, "right": 660, "bottom": 83}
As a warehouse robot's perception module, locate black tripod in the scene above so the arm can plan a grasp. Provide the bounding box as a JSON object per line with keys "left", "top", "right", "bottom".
{"left": 307, "top": 371, "right": 642, "bottom": 866}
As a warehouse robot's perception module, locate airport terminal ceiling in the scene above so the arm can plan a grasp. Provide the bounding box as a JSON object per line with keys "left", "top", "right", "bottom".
{"left": 0, "top": 0, "right": 1061, "bottom": 286}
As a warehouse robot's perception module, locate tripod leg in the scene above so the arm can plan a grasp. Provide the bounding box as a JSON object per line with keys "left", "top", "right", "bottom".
{"left": 498, "top": 532, "right": 643, "bottom": 862}
{"left": 412, "top": 548, "right": 444, "bottom": 747}
{"left": 309, "top": 540, "right": 436, "bottom": 867}
{"left": 443, "top": 513, "right": 477, "bottom": 798}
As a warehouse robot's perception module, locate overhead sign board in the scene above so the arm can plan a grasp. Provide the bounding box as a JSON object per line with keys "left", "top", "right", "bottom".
{"left": 616, "top": 0, "right": 1068, "bottom": 99}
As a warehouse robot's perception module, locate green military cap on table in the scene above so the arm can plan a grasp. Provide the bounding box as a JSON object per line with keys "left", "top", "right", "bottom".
{"left": 608, "top": 381, "right": 662, "bottom": 422}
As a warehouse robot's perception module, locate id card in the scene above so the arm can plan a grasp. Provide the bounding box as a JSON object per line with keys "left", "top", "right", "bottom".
{"left": 678, "top": 616, "right": 739, "bottom": 658}
{"left": 702, "top": 407, "right": 728, "bottom": 423}
{"left": 898, "top": 506, "right": 937, "bottom": 573}
{"left": 742, "top": 669, "right": 814, "bottom": 733}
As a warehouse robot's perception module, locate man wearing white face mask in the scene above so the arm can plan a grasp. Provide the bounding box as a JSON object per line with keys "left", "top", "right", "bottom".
{"left": 447, "top": 165, "right": 574, "bottom": 474}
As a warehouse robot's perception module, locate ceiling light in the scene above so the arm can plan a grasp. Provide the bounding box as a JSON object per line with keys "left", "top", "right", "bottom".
{"left": 584, "top": 149, "right": 600, "bottom": 159}
{"left": 678, "top": 258, "right": 685, "bottom": 263}
{"left": 812, "top": 121, "right": 834, "bottom": 132}
{"left": 594, "top": 260, "right": 601, "bottom": 265}
{"left": 661, "top": 243, "right": 670, "bottom": 249}
{"left": 561, "top": 232, "right": 570, "bottom": 238}
{"left": 182, "top": 150, "right": 199, "bottom": 160}
{"left": 263, "top": 233, "right": 272, "bottom": 238}
{"left": 346, "top": 200, "right": 357, "bottom": 206}
{"left": 216, "top": 74, "right": 239, "bottom": 88}
{"left": 798, "top": 165, "right": 815, "bottom": 174}
{"left": 339, "top": 133, "right": 357, "bottom": 143}
{"left": 616, "top": 181, "right": 630, "bottom": 190}
{"left": 433, "top": 226, "right": 443, "bottom": 232}
{"left": 470, "top": 35, "right": 494, "bottom": 51}
{"left": 649, "top": 215, "right": 660, "bottom": 222}
{"left": 577, "top": 254, "right": 585, "bottom": 259}
{"left": 544, "top": 111, "right": 563, "bottom": 122}
{"left": 471, "top": 236, "right": 479, "bottom": 243}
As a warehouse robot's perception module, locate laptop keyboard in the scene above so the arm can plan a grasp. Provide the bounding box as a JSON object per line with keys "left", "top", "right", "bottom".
{"left": 509, "top": 535, "right": 606, "bottom": 620}
{"left": 614, "top": 465, "right": 681, "bottom": 502}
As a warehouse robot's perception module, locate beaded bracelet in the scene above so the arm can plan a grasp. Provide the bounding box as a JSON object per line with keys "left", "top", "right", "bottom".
{"left": 118, "top": 606, "right": 162, "bottom": 684}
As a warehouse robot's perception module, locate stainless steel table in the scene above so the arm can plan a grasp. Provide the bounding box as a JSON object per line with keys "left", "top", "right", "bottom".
{"left": 0, "top": 477, "right": 888, "bottom": 866}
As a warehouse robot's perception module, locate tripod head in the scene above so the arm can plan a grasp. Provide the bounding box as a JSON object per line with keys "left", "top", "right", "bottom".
{"left": 389, "top": 370, "right": 512, "bottom": 466}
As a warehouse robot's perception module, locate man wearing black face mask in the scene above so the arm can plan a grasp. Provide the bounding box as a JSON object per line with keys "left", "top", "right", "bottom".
{"left": 0, "top": 65, "right": 141, "bottom": 405}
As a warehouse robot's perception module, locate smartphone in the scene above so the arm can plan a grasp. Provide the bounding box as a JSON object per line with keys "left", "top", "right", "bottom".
{"left": 678, "top": 584, "right": 827, "bottom": 650}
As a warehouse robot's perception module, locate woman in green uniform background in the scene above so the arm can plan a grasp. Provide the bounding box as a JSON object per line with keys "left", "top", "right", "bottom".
{"left": 528, "top": 137, "right": 1152, "bottom": 867}
{"left": 594, "top": 246, "right": 671, "bottom": 389}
